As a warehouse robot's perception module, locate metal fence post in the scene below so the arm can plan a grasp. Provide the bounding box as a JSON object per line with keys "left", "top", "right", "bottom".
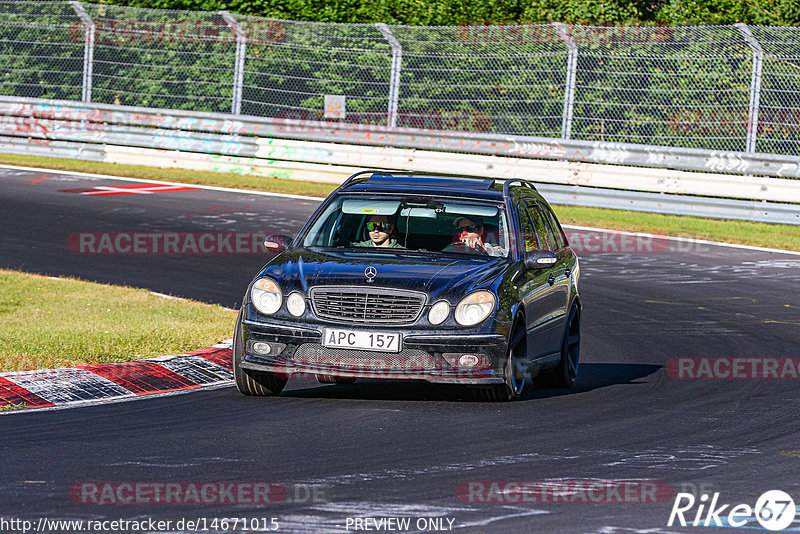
{"left": 553, "top": 22, "right": 577, "bottom": 140}
{"left": 69, "top": 1, "right": 94, "bottom": 103}
{"left": 375, "top": 23, "right": 401, "bottom": 129}
{"left": 735, "top": 23, "right": 763, "bottom": 154}
{"left": 221, "top": 11, "right": 246, "bottom": 116}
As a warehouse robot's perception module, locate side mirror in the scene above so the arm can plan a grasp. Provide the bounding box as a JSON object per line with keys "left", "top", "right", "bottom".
{"left": 524, "top": 250, "right": 557, "bottom": 270}
{"left": 263, "top": 234, "right": 293, "bottom": 254}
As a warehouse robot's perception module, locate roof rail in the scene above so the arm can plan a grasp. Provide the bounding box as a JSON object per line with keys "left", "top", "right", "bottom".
{"left": 380, "top": 171, "right": 495, "bottom": 180}
{"left": 335, "top": 170, "right": 538, "bottom": 197}
{"left": 337, "top": 170, "right": 496, "bottom": 191}
{"left": 502, "top": 179, "right": 537, "bottom": 198}
{"left": 337, "top": 170, "right": 376, "bottom": 190}
{"left": 329, "top": 169, "right": 384, "bottom": 196}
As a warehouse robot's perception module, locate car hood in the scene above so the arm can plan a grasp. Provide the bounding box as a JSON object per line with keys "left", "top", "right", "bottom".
{"left": 259, "top": 247, "right": 508, "bottom": 301}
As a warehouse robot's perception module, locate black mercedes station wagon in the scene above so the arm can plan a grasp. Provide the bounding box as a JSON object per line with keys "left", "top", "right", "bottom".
{"left": 234, "top": 171, "right": 581, "bottom": 401}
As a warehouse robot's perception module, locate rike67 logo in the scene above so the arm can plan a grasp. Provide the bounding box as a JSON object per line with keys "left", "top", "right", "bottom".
{"left": 668, "top": 490, "right": 796, "bottom": 531}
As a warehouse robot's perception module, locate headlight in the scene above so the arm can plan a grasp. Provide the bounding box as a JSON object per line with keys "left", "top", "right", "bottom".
{"left": 251, "top": 277, "right": 282, "bottom": 315}
{"left": 286, "top": 292, "right": 306, "bottom": 317}
{"left": 455, "top": 291, "right": 496, "bottom": 326}
{"left": 428, "top": 301, "right": 450, "bottom": 325}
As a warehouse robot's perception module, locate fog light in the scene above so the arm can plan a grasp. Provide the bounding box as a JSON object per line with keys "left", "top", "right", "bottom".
{"left": 253, "top": 342, "right": 272, "bottom": 355}
{"left": 459, "top": 354, "right": 480, "bottom": 368}
{"left": 428, "top": 301, "right": 450, "bottom": 325}
{"left": 286, "top": 292, "right": 306, "bottom": 317}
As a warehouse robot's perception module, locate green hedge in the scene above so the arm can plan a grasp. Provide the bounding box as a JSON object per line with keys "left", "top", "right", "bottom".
{"left": 104, "top": 0, "right": 798, "bottom": 26}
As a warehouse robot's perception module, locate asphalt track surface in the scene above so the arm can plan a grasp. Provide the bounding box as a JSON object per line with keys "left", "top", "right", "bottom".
{"left": 1, "top": 166, "right": 800, "bottom": 534}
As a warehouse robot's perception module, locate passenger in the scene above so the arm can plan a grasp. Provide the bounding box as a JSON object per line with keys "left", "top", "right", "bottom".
{"left": 352, "top": 215, "right": 403, "bottom": 248}
{"left": 443, "top": 216, "right": 502, "bottom": 256}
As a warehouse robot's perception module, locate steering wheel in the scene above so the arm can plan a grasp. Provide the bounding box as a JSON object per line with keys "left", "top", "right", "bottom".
{"left": 444, "top": 242, "right": 488, "bottom": 255}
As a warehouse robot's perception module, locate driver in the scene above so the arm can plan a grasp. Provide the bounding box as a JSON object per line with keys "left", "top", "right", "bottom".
{"left": 443, "top": 216, "right": 502, "bottom": 256}
{"left": 352, "top": 215, "right": 403, "bottom": 248}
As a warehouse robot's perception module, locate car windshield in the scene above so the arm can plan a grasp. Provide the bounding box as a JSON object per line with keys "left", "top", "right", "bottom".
{"left": 301, "top": 195, "right": 511, "bottom": 258}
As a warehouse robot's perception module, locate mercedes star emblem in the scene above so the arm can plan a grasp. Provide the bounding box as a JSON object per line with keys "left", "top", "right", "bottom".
{"left": 364, "top": 266, "right": 377, "bottom": 282}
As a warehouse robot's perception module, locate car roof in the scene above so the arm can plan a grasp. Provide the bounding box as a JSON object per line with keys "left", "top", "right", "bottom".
{"left": 338, "top": 172, "right": 539, "bottom": 202}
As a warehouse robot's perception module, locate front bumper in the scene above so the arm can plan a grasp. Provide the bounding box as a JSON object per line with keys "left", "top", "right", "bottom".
{"left": 241, "top": 319, "right": 508, "bottom": 385}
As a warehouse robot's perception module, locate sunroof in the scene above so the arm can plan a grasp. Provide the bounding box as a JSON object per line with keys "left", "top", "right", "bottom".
{"left": 366, "top": 174, "right": 495, "bottom": 190}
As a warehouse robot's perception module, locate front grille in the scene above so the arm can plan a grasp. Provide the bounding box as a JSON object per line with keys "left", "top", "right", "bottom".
{"left": 293, "top": 344, "right": 438, "bottom": 371}
{"left": 310, "top": 286, "right": 426, "bottom": 324}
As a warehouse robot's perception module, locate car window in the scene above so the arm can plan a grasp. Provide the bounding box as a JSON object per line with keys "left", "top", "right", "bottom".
{"left": 539, "top": 203, "right": 569, "bottom": 250}
{"left": 535, "top": 204, "right": 559, "bottom": 252}
{"left": 516, "top": 202, "right": 540, "bottom": 252}
{"left": 302, "top": 197, "right": 348, "bottom": 247}
{"left": 524, "top": 201, "right": 552, "bottom": 251}
{"left": 301, "top": 195, "right": 510, "bottom": 258}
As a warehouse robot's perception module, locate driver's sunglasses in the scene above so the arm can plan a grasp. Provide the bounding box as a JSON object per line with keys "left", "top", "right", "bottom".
{"left": 367, "top": 222, "right": 391, "bottom": 232}
{"left": 458, "top": 224, "right": 480, "bottom": 232}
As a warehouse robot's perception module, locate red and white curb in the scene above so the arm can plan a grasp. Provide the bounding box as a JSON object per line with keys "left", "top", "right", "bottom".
{"left": 0, "top": 341, "right": 233, "bottom": 412}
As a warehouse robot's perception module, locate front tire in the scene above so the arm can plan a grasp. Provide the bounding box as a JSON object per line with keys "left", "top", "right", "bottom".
{"left": 233, "top": 310, "right": 287, "bottom": 396}
{"left": 474, "top": 321, "right": 526, "bottom": 402}
{"left": 537, "top": 305, "right": 580, "bottom": 388}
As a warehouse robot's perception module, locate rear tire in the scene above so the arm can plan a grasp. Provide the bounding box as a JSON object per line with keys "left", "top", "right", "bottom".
{"left": 536, "top": 305, "right": 580, "bottom": 388}
{"left": 473, "top": 321, "right": 526, "bottom": 402}
{"left": 233, "top": 310, "right": 287, "bottom": 396}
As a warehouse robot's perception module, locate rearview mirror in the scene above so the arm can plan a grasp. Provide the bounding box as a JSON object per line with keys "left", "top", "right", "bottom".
{"left": 263, "top": 234, "right": 293, "bottom": 254}
{"left": 524, "top": 250, "right": 557, "bottom": 270}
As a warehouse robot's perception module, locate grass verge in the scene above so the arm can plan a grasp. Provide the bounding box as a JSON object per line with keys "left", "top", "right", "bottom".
{"left": 0, "top": 269, "right": 235, "bottom": 373}
{"left": 3, "top": 153, "right": 798, "bottom": 252}
{"left": 553, "top": 206, "right": 800, "bottom": 252}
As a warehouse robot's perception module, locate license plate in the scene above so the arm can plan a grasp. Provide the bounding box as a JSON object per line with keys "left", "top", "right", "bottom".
{"left": 322, "top": 328, "right": 402, "bottom": 353}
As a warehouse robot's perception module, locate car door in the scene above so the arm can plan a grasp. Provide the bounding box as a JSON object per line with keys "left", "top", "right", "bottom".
{"left": 533, "top": 201, "right": 572, "bottom": 353}
{"left": 514, "top": 199, "right": 561, "bottom": 360}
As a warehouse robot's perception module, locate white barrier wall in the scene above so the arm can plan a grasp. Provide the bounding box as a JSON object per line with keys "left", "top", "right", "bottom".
{"left": 103, "top": 141, "right": 800, "bottom": 204}
{"left": 0, "top": 96, "right": 798, "bottom": 223}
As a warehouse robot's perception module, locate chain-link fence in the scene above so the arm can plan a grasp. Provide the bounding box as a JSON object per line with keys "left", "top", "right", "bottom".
{"left": 3, "top": 1, "right": 800, "bottom": 156}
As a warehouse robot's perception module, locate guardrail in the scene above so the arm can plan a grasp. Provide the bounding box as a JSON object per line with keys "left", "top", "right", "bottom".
{"left": 0, "top": 96, "right": 798, "bottom": 225}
